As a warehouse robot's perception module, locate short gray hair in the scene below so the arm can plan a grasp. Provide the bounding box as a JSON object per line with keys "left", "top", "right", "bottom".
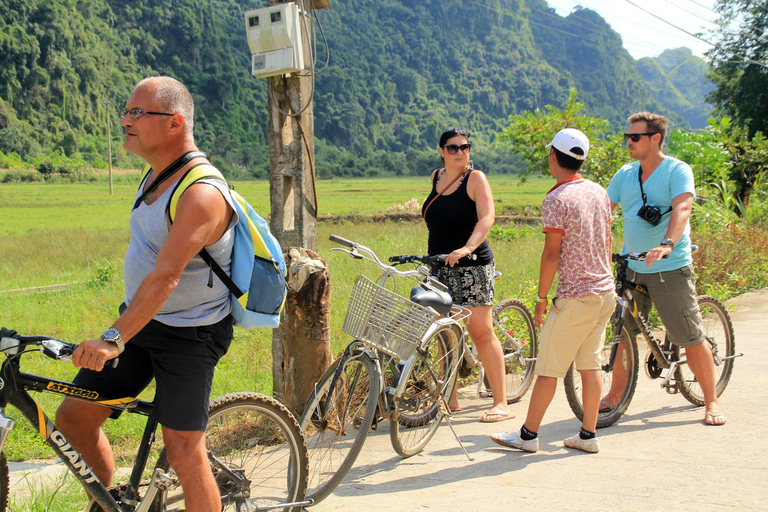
{"left": 137, "top": 76, "right": 195, "bottom": 137}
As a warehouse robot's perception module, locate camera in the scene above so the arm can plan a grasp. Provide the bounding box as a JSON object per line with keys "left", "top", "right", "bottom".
{"left": 637, "top": 205, "right": 663, "bottom": 226}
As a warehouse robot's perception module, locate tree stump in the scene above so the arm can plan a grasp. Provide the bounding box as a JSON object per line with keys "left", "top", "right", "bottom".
{"left": 273, "top": 248, "right": 332, "bottom": 416}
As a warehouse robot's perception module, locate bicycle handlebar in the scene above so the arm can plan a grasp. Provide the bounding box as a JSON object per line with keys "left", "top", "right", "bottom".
{"left": 328, "top": 235, "right": 449, "bottom": 291}
{"left": 0, "top": 327, "right": 119, "bottom": 367}
{"left": 388, "top": 253, "right": 477, "bottom": 266}
{"left": 612, "top": 244, "right": 698, "bottom": 263}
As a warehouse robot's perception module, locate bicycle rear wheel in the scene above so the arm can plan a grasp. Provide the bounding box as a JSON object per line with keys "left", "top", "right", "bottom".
{"left": 154, "top": 392, "right": 308, "bottom": 512}
{"left": 390, "top": 325, "right": 460, "bottom": 457}
{"left": 564, "top": 324, "right": 639, "bottom": 428}
{"left": 675, "top": 295, "right": 736, "bottom": 406}
{"left": 490, "top": 299, "right": 538, "bottom": 403}
{"left": 299, "top": 349, "right": 379, "bottom": 505}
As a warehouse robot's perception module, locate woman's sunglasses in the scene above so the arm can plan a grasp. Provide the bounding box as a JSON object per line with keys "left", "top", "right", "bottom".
{"left": 623, "top": 132, "right": 657, "bottom": 143}
{"left": 445, "top": 143, "right": 471, "bottom": 155}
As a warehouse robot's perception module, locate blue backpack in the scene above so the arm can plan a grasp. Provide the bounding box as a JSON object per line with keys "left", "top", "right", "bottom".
{"left": 138, "top": 161, "right": 287, "bottom": 329}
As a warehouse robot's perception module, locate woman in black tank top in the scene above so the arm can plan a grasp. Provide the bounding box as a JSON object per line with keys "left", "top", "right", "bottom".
{"left": 421, "top": 128, "right": 513, "bottom": 423}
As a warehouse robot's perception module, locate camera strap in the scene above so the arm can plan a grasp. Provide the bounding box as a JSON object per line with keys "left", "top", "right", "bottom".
{"left": 637, "top": 165, "right": 672, "bottom": 216}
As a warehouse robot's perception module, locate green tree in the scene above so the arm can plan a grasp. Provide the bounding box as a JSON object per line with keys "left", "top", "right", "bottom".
{"left": 496, "top": 89, "right": 625, "bottom": 185}
{"left": 707, "top": 0, "right": 768, "bottom": 138}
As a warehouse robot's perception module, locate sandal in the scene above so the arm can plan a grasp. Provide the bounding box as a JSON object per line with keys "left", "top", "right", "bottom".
{"left": 599, "top": 398, "right": 617, "bottom": 412}
{"left": 479, "top": 410, "right": 516, "bottom": 423}
{"left": 704, "top": 409, "right": 726, "bottom": 426}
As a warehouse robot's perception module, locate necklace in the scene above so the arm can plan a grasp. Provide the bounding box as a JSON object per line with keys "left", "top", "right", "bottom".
{"left": 437, "top": 166, "right": 469, "bottom": 193}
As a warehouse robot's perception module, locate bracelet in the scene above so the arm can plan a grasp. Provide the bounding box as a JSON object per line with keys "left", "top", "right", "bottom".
{"left": 536, "top": 295, "right": 548, "bottom": 303}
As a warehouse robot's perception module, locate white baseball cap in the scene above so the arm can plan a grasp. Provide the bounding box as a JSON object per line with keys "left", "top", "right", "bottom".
{"left": 547, "top": 128, "right": 590, "bottom": 161}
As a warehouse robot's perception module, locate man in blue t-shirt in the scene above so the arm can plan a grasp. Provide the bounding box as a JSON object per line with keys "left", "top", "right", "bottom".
{"left": 605, "top": 111, "right": 725, "bottom": 425}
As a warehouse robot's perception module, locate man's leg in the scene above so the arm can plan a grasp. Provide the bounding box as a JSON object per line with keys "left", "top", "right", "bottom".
{"left": 683, "top": 341, "right": 725, "bottom": 423}
{"left": 55, "top": 398, "right": 115, "bottom": 487}
{"left": 163, "top": 427, "right": 221, "bottom": 512}
{"left": 522, "top": 376, "right": 557, "bottom": 432}
{"left": 579, "top": 369, "right": 602, "bottom": 432}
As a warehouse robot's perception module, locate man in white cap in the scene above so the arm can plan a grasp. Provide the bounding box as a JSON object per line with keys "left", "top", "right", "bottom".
{"left": 491, "top": 128, "right": 615, "bottom": 453}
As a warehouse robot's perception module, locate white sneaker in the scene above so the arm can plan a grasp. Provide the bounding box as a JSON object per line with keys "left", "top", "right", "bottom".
{"left": 490, "top": 428, "right": 539, "bottom": 452}
{"left": 563, "top": 433, "right": 600, "bottom": 453}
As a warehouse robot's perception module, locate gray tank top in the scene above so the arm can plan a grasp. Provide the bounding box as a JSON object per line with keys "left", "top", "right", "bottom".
{"left": 124, "top": 177, "right": 238, "bottom": 327}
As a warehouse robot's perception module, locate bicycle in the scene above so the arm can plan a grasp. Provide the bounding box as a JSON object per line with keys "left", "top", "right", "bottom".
{"left": 0, "top": 327, "right": 310, "bottom": 511}
{"left": 298, "top": 235, "right": 473, "bottom": 504}
{"left": 562, "top": 248, "right": 742, "bottom": 428}
{"left": 388, "top": 254, "right": 538, "bottom": 404}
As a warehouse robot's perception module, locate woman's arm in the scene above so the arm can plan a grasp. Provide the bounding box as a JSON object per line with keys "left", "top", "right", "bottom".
{"left": 446, "top": 171, "right": 496, "bottom": 266}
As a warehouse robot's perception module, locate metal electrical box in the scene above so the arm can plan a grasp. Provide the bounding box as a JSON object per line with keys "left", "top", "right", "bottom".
{"left": 244, "top": 3, "right": 305, "bottom": 78}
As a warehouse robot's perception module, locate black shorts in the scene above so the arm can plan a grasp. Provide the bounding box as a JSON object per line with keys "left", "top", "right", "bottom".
{"left": 73, "top": 313, "right": 233, "bottom": 431}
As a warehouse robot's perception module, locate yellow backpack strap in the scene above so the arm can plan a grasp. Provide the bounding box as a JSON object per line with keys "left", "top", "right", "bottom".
{"left": 139, "top": 163, "right": 152, "bottom": 183}
{"left": 167, "top": 163, "right": 226, "bottom": 223}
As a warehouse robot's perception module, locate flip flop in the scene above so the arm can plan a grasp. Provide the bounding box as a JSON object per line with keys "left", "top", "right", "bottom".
{"left": 449, "top": 405, "right": 463, "bottom": 413}
{"left": 479, "top": 411, "right": 516, "bottom": 423}
{"left": 599, "top": 398, "right": 616, "bottom": 412}
{"left": 704, "top": 409, "right": 726, "bottom": 426}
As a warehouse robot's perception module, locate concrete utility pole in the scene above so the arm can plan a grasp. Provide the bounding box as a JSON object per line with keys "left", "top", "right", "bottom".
{"left": 265, "top": 0, "right": 332, "bottom": 414}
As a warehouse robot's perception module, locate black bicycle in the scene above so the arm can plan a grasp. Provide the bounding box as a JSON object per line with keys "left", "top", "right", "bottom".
{"left": 562, "top": 249, "right": 742, "bottom": 428}
{"left": 0, "top": 327, "right": 310, "bottom": 511}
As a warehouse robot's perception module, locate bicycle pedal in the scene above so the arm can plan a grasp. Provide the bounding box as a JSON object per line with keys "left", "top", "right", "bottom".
{"left": 478, "top": 390, "right": 493, "bottom": 398}
{"left": 398, "top": 393, "right": 420, "bottom": 413}
{"left": 153, "top": 471, "right": 177, "bottom": 491}
{"left": 663, "top": 381, "right": 680, "bottom": 395}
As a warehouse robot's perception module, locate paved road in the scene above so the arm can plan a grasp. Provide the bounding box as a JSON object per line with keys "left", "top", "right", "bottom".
{"left": 310, "top": 288, "right": 767, "bottom": 512}
{"left": 9, "top": 289, "right": 765, "bottom": 511}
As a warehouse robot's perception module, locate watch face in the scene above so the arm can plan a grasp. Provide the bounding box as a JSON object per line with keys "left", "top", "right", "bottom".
{"left": 103, "top": 328, "right": 120, "bottom": 342}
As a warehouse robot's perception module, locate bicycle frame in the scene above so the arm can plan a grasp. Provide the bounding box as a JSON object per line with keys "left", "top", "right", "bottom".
{"left": 322, "top": 236, "right": 470, "bottom": 424}
{"left": 0, "top": 336, "right": 160, "bottom": 511}
{"left": 607, "top": 253, "right": 740, "bottom": 391}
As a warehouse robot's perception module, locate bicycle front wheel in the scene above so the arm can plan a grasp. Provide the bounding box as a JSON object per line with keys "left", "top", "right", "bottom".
{"left": 675, "top": 295, "right": 736, "bottom": 406}
{"left": 390, "top": 325, "right": 460, "bottom": 457}
{"left": 155, "top": 392, "right": 308, "bottom": 512}
{"left": 491, "top": 299, "right": 538, "bottom": 403}
{"left": 564, "top": 324, "right": 639, "bottom": 428}
{"left": 299, "top": 349, "right": 379, "bottom": 505}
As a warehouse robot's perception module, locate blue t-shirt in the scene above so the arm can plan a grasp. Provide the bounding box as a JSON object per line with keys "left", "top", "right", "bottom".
{"left": 607, "top": 156, "right": 696, "bottom": 274}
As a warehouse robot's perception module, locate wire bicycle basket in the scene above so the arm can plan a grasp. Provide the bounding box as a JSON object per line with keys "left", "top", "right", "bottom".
{"left": 342, "top": 275, "right": 438, "bottom": 360}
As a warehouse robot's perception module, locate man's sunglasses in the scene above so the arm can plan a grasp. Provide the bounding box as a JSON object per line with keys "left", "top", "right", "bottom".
{"left": 120, "top": 108, "right": 174, "bottom": 119}
{"left": 445, "top": 143, "right": 471, "bottom": 155}
{"left": 623, "top": 132, "right": 657, "bottom": 143}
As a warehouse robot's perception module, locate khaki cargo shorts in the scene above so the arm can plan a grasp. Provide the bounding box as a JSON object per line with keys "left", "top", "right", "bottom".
{"left": 535, "top": 290, "right": 617, "bottom": 378}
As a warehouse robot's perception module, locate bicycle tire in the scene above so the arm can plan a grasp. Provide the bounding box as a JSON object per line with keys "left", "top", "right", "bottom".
{"left": 153, "top": 392, "right": 308, "bottom": 512}
{"left": 298, "top": 349, "right": 379, "bottom": 505}
{"left": 564, "top": 324, "right": 639, "bottom": 428}
{"left": 675, "top": 295, "right": 736, "bottom": 406}
{"left": 489, "top": 299, "right": 538, "bottom": 403}
{"left": 0, "top": 452, "right": 8, "bottom": 511}
{"left": 390, "top": 325, "right": 460, "bottom": 457}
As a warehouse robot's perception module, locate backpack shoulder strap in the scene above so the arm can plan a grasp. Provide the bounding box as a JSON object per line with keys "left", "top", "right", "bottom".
{"left": 166, "top": 163, "right": 227, "bottom": 223}
{"left": 165, "top": 163, "right": 240, "bottom": 297}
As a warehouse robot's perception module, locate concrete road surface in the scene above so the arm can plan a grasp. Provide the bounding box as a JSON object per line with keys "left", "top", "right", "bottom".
{"left": 309, "top": 288, "right": 766, "bottom": 512}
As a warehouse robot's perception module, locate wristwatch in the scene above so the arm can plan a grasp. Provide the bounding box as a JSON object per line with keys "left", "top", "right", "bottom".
{"left": 536, "top": 295, "right": 548, "bottom": 303}
{"left": 660, "top": 238, "right": 675, "bottom": 248}
{"left": 101, "top": 328, "right": 125, "bottom": 354}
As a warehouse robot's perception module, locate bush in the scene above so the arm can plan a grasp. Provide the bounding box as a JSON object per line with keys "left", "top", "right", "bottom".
{"left": 34, "top": 154, "right": 82, "bottom": 175}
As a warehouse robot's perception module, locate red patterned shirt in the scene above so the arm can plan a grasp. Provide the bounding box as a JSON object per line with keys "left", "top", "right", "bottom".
{"left": 542, "top": 175, "right": 613, "bottom": 298}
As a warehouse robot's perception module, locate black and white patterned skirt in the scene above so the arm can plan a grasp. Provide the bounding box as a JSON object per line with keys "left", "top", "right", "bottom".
{"left": 433, "top": 261, "right": 495, "bottom": 308}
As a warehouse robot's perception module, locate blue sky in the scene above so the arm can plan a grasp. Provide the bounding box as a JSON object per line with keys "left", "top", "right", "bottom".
{"left": 544, "top": 0, "right": 718, "bottom": 59}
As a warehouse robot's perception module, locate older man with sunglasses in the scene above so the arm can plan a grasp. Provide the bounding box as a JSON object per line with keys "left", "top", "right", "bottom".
{"left": 603, "top": 111, "right": 725, "bottom": 426}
